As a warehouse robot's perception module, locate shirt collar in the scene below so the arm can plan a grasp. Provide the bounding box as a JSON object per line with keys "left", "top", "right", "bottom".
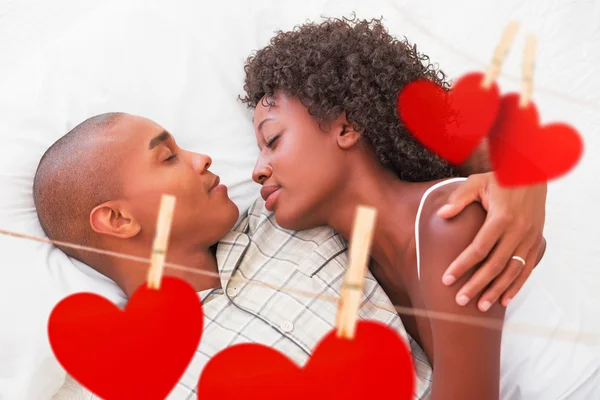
{"left": 294, "top": 229, "right": 348, "bottom": 277}
{"left": 216, "top": 198, "right": 349, "bottom": 279}
{"left": 215, "top": 213, "right": 251, "bottom": 291}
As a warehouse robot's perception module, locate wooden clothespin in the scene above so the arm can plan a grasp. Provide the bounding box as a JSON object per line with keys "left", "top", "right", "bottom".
{"left": 520, "top": 34, "right": 537, "bottom": 108}
{"left": 336, "top": 206, "right": 378, "bottom": 340}
{"left": 481, "top": 21, "right": 520, "bottom": 89}
{"left": 147, "top": 194, "right": 177, "bottom": 290}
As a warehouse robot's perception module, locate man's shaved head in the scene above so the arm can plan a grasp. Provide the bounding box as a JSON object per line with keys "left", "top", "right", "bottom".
{"left": 33, "top": 112, "right": 126, "bottom": 260}
{"left": 33, "top": 112, "right": 238, "bottom": 292}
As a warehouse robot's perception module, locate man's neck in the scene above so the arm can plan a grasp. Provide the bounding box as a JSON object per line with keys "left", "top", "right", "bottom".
{"left": 112, "top": 243, "right": 221, "bottom": 298}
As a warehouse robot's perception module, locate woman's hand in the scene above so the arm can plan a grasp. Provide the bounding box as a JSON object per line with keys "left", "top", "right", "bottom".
{"left": 436, "top": 172, "right": 547, "bottom": 311}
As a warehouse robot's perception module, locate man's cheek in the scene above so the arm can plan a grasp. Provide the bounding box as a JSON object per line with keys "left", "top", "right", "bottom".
{"left": 162, "top": 178, "right": 192, "bottom": 195}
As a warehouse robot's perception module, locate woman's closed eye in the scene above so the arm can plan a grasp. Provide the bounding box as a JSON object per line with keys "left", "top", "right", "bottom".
{"left": 265, "top": 134, "right": 280, "bottom": 149}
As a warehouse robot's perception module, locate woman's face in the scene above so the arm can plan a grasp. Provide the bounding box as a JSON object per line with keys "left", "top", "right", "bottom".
{"left": 252, "top": 93, "right": 349, "bottom": 230}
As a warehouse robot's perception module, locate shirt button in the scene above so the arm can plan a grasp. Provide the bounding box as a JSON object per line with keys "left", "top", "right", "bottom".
{"left": 227, "top": 286, "right": 239, "bottom": 297}
{"left": 280, "top": 321, "right": 294, "bottom": 333}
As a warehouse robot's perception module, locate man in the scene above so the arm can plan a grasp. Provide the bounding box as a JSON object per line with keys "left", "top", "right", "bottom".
{"left": 36, "top": 113, "right": 546, "bottom": 398}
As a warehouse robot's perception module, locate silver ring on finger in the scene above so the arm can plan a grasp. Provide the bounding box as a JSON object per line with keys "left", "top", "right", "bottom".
{"left": 511, "top": 255, "right": 526, "bottom": 267}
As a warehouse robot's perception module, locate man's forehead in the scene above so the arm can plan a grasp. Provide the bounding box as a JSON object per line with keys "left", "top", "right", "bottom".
{"left": 103, "top": 115, "right": 166, "bottom": 142}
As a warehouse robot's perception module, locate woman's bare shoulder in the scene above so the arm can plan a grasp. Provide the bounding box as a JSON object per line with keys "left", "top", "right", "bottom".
{"left": 417, "top": 181, "right": 486, "bottom": 241}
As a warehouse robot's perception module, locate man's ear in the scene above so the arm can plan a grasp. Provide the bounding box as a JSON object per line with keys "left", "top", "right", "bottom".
{"left": 90, "top": 201, "right": 141, "bottom": 239}
{"left": 334, "top": 114, "right": 361, "bottom": 150}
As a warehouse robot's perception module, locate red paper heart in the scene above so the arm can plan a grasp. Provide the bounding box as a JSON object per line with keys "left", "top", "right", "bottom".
{"left": 197, "top": 321, "right": 415, "bottom": 399}
{"left": 488, "top": 94, "right": 583, "bottom": 186}
{"left": 398, "top": 72, "right": 501, "bottom": 165}
{"left": 48, "top": 277, "right": 203, "bottom": 400}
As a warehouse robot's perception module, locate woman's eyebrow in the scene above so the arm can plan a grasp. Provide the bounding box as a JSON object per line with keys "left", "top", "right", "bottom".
{"left": 257, "top": 118, "right": 274, "bottom": 132}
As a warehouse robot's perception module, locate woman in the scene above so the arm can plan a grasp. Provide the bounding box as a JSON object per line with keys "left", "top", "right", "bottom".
{"left": 242, "top": 17, "right": 600, "bottom": 399}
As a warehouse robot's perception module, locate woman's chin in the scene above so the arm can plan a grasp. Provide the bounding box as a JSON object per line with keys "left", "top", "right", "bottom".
{"left": 274, "top": 208, "right": 314, "bottom": 231}
{"left": 273, "top": 209, "right": 294, "bottom": 230}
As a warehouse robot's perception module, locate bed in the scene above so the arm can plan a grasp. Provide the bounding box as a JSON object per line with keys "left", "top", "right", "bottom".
{"left": 1, "top": 0, "right": 599, "bottom": 398}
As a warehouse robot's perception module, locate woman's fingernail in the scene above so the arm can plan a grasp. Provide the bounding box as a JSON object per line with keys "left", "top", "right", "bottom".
{"left": 442, "top": 274, "right": 456, "bottom": 285}
{"left": 457, "top": 294, "right": 470, "bottom": 306}
{"left": 504, "top": 298, "right": 512, "bottom": 307}
{"left": 480, "top": 301, "right": 491, "bottom": 312}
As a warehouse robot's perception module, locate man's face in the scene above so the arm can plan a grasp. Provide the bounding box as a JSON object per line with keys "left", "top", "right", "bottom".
{"left": 109, "top": 115, "right": 239, "bottom": 246}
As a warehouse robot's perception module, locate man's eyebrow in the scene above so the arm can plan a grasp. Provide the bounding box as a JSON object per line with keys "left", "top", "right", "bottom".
{"left": 257, "top": 118, "right": 274, "bottom": 132}
{"left": 148, "top": 131, "right": 171, "bottom": 150}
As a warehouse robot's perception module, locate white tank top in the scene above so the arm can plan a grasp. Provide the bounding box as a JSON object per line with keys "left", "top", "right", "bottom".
{"left": 412, "top": 178, "right": 600, "bottom": 399}
{"left": 414, "top": 177, "right": 467, "bottom": 281}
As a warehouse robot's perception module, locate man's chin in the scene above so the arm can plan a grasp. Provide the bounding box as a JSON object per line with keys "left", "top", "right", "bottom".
{"left": 215, "top": 206, "right": 240, "bottom": 235}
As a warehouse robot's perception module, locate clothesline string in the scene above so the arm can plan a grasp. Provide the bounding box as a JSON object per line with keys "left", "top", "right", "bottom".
{"left": 1, "top": 227, "right": 597, "bottom": 345}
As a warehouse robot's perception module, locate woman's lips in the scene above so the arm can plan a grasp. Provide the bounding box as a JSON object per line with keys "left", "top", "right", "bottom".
{"left": 265, "top": 189, "right": 280, "bottom": 211}
{"left": 260, "top": 186, "right": 281, "bottom": 211}
{"left": 209, "top": 176, "right": 227, "bottom": 193}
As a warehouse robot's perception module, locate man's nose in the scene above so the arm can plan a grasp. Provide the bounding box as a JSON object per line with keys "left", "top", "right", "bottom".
{"left": 192, "top": 153, "right": 212, "bottom": 173}
{"left": 252, "top": 161, "right": 272, "bottom": 185}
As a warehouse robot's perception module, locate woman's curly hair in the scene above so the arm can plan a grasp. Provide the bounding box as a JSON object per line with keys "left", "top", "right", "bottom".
{"left": 240, "top": 16, "right": 459, "bottom": 182}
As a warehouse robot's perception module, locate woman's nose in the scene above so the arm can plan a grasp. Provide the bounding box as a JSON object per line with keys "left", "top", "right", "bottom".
{"left": 252, "top": 162, "right": 272, "bottom": 185}
{"left": 192, "top": 153, "right": 212, "bottom": 173}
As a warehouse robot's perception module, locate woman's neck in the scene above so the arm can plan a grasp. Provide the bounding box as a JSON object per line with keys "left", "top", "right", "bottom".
{"left": 325, "top": 159, "right": 418, "bottom": 270}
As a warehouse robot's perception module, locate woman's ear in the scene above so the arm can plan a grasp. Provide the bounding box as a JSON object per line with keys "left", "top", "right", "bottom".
{"left": 334, "top": 114, "right": 361, "bottom": 150}
{"left": 90, "top": 201, "right": 141, "bottom": 239}
{"left": 337, "top": 124, "right": 361, "bottom": 150}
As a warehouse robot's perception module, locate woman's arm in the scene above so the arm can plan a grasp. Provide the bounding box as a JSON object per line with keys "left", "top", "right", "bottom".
{"left": 417, "top": 184, "right": 506, "bottom": 400}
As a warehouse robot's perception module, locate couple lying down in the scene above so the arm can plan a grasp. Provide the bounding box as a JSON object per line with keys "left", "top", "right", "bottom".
{"left": 37, "top": 18, "right": 599, "bottom": 400}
